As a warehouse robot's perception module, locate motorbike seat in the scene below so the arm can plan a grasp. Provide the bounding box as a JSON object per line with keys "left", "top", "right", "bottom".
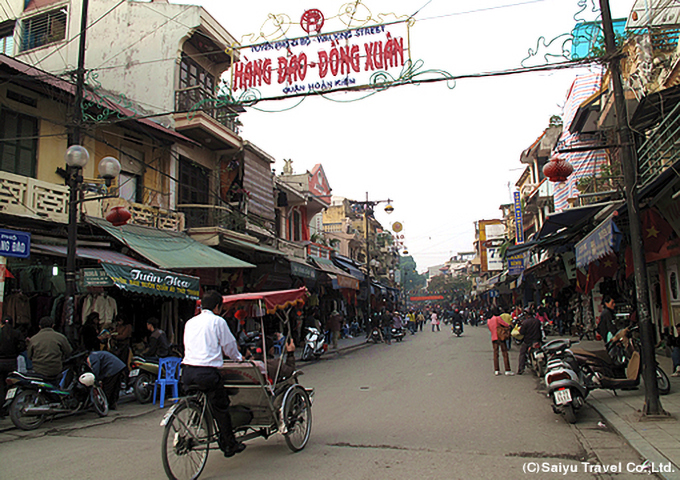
{"left": 571, "top": 347, "right": 613, "bottom": 364}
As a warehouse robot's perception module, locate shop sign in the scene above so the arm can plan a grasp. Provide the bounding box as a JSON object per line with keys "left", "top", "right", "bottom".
{"left": 337, "top": 274, "right": 359, "bottom": 290}
{"left": 513, "top": 191, "right": 524, "bottom": 244}
{"left": 231, "top": 21, "right": 409, "bottom": 100}
{"left": 100, "top": 263, "right": 200, "bottom": 300}
{"left": 81, "top": 268, "right": 114, "bottom": 287}
{"left": 291, "top": 261, "right": 317, "bottom": 280}
{"left": 575, "top": 218, "right": 615, "bottom": 268}
{"left": 0, "top": 228, "right": 30, "bottom": 259}
{"left": 507, "top": 253, "right": 525, "bottom": 276}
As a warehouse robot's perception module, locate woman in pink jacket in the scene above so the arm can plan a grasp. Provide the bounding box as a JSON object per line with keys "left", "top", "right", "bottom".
{"left": 487, "top": 307, "right": 513, "bottom": 376}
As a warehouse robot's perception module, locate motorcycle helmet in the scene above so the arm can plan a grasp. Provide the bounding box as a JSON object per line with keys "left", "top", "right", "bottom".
{"left": 79, "top": 372, "right": 96, "bottom": 387}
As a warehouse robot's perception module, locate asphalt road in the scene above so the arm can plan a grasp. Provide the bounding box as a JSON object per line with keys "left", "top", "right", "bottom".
{"left": 0, "top": 325, "right": 651, "bottom": 480}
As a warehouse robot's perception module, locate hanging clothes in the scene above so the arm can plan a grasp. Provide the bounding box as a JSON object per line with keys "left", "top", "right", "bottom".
{"left": 5, "top": 293, "right": 31, "bottom": 326}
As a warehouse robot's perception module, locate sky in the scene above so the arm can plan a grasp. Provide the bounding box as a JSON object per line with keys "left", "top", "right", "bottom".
{"left": 180, "top": 0, "right": 636, "bottom": 273}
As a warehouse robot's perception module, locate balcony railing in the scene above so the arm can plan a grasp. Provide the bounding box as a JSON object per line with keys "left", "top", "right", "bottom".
{"left": 0, "top": 170, "right": 69, "bottom": 221}
{"left": 637, "top": 99, "right": 680, "bottom": 187}
{"left": 175, "top": 86, "right": 241, "bottom": 135}
{"left": 177, "top": 203, "right": 246, "bottom": 232}
{"left": 0, "top": 170, "right": 184, "bottom": 231}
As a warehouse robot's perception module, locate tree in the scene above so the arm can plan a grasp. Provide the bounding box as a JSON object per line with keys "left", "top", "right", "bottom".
{"left": 427, "top": 274, "right": 472, "bottom": 304}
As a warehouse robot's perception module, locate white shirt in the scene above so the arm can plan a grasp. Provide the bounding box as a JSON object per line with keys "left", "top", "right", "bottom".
{"left": 183, "top": 309, "right": 243, "bottom": 368}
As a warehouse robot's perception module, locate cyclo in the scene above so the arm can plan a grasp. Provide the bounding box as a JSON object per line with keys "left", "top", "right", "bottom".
{"left": 160, "top": 288, "right": 314, "bottom": 480}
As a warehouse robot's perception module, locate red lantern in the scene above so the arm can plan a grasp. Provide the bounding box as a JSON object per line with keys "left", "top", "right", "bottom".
{"left": 105, "top": 206, "right": 131, "bottom": 226}
{"left": 543, "top": 157, "right": 574, "bottom": 182}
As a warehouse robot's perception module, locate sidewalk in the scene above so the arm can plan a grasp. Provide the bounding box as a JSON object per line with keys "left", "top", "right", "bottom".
{"left": 294, "top": 331, "right": 372, "bottom": 361}
{"left": 577, "top": 339, "right": 680, "bottom": 480}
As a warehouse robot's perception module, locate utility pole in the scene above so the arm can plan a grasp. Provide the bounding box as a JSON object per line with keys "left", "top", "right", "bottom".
{"left": 599, "top": 0, "right": 664, "bottom": 415}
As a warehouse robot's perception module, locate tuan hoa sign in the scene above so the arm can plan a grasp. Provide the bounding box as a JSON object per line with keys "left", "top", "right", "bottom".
{"left": 231, "top": 21, "right": 410, "bottom": 100}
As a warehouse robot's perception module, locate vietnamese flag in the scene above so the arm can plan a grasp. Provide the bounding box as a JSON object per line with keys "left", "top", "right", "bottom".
{"left": 586, "top": 262, "right": 600, "bottom": 294}
{"left": 642, "top": 207, "right": 673, "bottom": 253}
{"left": 599, "top": 253, "right": 618, "bottom": 279}
{"left": 575, "top": 268, "right": 587, "bottom": 293}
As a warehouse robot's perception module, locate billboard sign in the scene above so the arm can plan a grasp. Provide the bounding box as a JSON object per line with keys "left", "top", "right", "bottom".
{"left": 479, "top": 220, "right": 506, "bottom": 272}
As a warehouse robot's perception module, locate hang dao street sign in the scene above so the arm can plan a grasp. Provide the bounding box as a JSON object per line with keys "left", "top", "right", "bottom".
{"left": 231, "top": 20, "right": 410, "bottom": 100}
{"left": 0, "top": 228, "right": 30, "bottom": 259}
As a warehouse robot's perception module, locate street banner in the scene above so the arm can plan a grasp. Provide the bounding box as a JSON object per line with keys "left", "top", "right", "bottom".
{"left": 231, "top": 21, "right": 410, "bottom": 101}
{"left": 409, "top": 295, "right": 444, "bottom": 301}
{"left": 574, "top": 218, "right": 620, "bottom": 268}
{"left": 507, "top": 253, "right": 525, "bottom": 276}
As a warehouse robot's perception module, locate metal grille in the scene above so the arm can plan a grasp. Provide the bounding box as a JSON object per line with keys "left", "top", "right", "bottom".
{"left": 19, "top": 8, "right": 67, "bottom": 52}
{"left": 637, "top": 99, "right": 680, "bottom": 187}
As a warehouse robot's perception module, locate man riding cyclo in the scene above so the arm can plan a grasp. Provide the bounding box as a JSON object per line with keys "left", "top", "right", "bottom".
{"left": 181, "top": 290, "right": 246, "bottom": 458}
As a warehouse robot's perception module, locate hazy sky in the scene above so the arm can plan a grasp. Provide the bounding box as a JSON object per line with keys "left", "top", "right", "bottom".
{"left": 181, "top": 0, "right": 635, "bottom": 273}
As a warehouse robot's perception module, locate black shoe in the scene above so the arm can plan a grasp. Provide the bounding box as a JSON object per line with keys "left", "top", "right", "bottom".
{"left": 517, "top": 371, "right": 524, "bottom": 375}
{"left": 223, "top": 442, "right": 246, "bottom": 458}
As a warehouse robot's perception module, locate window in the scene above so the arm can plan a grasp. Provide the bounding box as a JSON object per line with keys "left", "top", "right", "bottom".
{"left": 0, "top": 109, "right": 38, "bottom": 177}
{"left": 0, "top": 20, "right": 14, "bottom": 56}
{"left": 288, "top": 208, "right": 302, "bottom": 242}
{"left": 179, "top": 54, "right": 215, "bottom": 93}
{"left": 178, "top": 156, "right": 209, "bottom": 205}
{"left": 19, "top": 8, "right": 67, "bottom": 52}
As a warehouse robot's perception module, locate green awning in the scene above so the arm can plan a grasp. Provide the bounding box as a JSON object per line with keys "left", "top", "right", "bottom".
{"left": 101, "top": 263, "right": 200, "bottom": 300}
{"left": 88, "top": 217, "right": 255, "bottom": 270}
{"left": 220, "top": 236, "right": 285, "bottom": 256}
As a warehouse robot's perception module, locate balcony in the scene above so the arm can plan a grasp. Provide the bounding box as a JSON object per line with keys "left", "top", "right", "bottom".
{"left": 174, "top": 87, "right": 243, "bottom": 150}
{"left": 637, "top": 99, "right": 680, "bottom": 188}
{"left": 0, "top": 171, "right": 184, "bottom": 231}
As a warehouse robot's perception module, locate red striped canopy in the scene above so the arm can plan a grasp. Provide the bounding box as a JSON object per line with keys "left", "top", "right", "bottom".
{"left": 221, "top": 287, "right": 309, "bottom": 314}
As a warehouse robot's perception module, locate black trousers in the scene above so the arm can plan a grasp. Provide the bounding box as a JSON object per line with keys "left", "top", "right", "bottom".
{"left": 101, "top": 370, "right": 124, "bottom": 408}
{"left": 181, "top": 365, "right": 236, "bottom": 450}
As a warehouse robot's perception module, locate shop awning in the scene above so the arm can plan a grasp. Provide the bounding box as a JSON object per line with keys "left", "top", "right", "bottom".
{"left": 31, "top": 244, "right": 200, "bottom": 300}
{"left": 311, "top": 257, "right": 354, "bottom": 278}
{"left": 221, "top": 236, "right": 285, "bottom": 256}
{"left": 332, "top": 256, "right": 365, "bottom": 281}
{"left": 535, "top": 204, "right": 605, "bottom": 240}
{"left": 88, "top": 217, "right": 255, "bottom": 270}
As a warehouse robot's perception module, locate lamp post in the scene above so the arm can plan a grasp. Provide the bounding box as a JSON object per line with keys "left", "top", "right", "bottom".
{"left": 351, "top": 193, "right": 393, "bottom": 329}
{"left": 64, "top": 145, "right": 121, "bottom": 341}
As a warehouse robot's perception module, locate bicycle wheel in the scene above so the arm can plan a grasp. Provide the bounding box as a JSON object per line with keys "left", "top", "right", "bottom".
{"left": 283, "top": 387, "right": 312, "bottom": 452}
{"left": 162, "top": 401, "right": 212, "bottom": 480}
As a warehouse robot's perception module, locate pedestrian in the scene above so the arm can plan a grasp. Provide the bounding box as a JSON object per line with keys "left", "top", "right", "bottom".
{"left": 431, "top": 311, "right": 440, "bottom": 332}
{"left": 406, "top": 310, "right": 416, "bottom": 334}
{"left": 143, "top": 317, "right": 171, "bottom": 359}
{"left": 597, "top": 296, "right": 617, "bottom": 344}
{"left": 0, "top": 315, "right": 26, "bottom": 417}
{"left": 487, "top": 308, "right": 513, "bottom": 376}
{"left": 28, "top": 316, "right": 73, "bottom": 382}
{"left": 328, "top": 309, "right": 343, "bottom": 350}
{"left": 87, "top": 350, "right": 126, "bottom": 410}
{"left": 500, "top": 307, "right": 513, "bottom": 350}
{"left": 417, "top": 311, "right": 425, "bottom": 331}
{"left": 517, "top": 309, "right": 542, "bottom": 375}
{"left": 381, "top": 309, "right": 392, "bottom": 345}
{"left": 81, "top": 312, "right": 101, "bottom": 351}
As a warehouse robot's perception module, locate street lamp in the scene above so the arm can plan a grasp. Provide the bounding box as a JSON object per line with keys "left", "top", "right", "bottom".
{"left": 351, "top": 193, "right": 393, "bottom": 329}
{"left": 64, "top": 145, "right": 121, "bottom": 341}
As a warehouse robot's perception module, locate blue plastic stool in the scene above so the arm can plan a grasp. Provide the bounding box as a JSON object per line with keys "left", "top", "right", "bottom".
{"left": 153, "top": 357, "right": 181, "bottom": 409}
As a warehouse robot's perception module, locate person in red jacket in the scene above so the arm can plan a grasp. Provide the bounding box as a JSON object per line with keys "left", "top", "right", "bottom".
{"left": 487, "top": 308, "right": 513, "bottom": 376}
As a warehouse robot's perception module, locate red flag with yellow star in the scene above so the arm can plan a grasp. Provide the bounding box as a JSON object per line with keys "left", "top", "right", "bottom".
{"left": 575, "top": 268, "right": 587, "bottom": 293}
{"left": 598, "top": 253, "right": 618, "bottom": 278}
{"left": 642, "top": 207, "right": 672, "bottom": 253}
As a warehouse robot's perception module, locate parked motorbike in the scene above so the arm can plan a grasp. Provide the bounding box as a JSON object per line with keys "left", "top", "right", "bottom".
{"left": 301, "top": 326, "right": 327, "bottom": 361}
{"left": 367, "top": 326, "right": 383, "bottom": 344}
{"left": 3, "top": 352, "right": 108, "bottom": 430}
{"left": 452, "top": 323, "right": 463, "bottom": 337}
{"left": 543, "top": 339, "right": 589, "bottom": 424}
{"left": 391, "top": 326, "right": 406, "bottom": 342}
{"left": 129, "top": 355, "right": 159, "bottom": 404}
{"left": 571, "top": 326, "right": 671, "bottom": 396}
